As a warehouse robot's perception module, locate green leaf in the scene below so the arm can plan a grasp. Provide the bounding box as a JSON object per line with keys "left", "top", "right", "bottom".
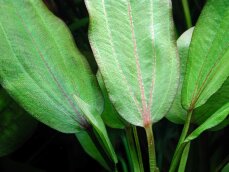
{"left": 125, "top": 126, "right": 141, "bottom": 172}
{"left": 86, "top": 0, "right": 179, "bottom": 127}
{"left": 166, "top": 27, "right": 194, "bottom": 124}
{"left": 178, "top": 142, "right": 190, "bottom": 172}
{"left": 0, "top": 88, "right": 10, "bottom": 111}
{"left": 222, "top": 163, "right": 229, "bottom": 172}
{"left": 182, "top": 0, "right": 229, "bottom": 110}
{"left": 69, "top": 18, "right": 89, "bottom": 31}
{"left": 193, "top": 77, "right": 229, "bottom": 126}
{"left": 75, "top": 130, "right": 110, "bottom": 171}
{"left": 97, "top": 71, "right": 126, "bottom": 129}
{"left": 167, "top": 27, "right": 229, "bottom": 129}
{"left": 0, "top": 0, "right": 103, "bottom": 133}
{"left": 210, "top": 116, "right": 229, "bottom": 131}
{"left": 73, "top": 95, "right": 118, "bottom": 164}
{"left": 0, "top": 87, "right": 37, "bottom": 157}
{"left": 184, "top": 103, "right": 229, "bottom": 143}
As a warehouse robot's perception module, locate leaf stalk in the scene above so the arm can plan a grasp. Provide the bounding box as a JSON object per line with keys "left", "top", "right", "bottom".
{"left": 145, "top": 124, "right": 158, "bottom": 172}
{"left": 169, "top": 109, "right": 193, "bottom": 172}
{"left": 182, "top": 0, "right": 192, "bottom": 28}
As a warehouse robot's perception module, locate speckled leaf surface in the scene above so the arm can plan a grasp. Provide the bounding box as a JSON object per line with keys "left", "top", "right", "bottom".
{"left": 86, "top": 0, "right": 179, "bottom": 127}
{"left": 0, "top": 0, "right": 103, "bottom": 133}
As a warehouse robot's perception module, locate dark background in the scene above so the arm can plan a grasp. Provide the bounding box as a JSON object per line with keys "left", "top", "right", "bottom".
{"left": 0, "top": 0, "right": 228, "bottom": 171}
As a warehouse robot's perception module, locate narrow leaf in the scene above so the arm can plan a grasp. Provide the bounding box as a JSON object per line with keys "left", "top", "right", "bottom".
{"left": 0, "top": 0, "right": 103, "bottom": 133}
{"left": 86, "top": 0, "right": 179, "bottom": 127}
{"left": 184, "top": 103, "right": 229, "bottom": 143}
{"left": 178, "top": 142, "right": 190, "bottom": 172}
{"left": 193, "top": 77, "right": 229, "bottom": 126}
{"left": 182, "top": 0, "right": 229, "bottom": 110}
{"left": 73, "top": 95, "right": 117, "bottom": 164}
{"left": 75, "top": 130, "right": 110, "bottom": 171}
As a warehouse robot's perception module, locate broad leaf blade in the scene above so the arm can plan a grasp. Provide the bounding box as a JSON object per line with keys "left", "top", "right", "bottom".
{"left": 86, "top": 0, "right": 179, "bottom": 127}
{"left": 97, "top": 71, "right": 126, "bottom": 129}
{"left": 182, "top": 0, "right": 229, "bottom": 110}
{"left": 167, "top": 27, "right": 194, "bottom": 124}
{"left": 0, "top": 0, "right": 103, "bottom": 133}
{"left": 0, "top": 87, "right": 37, "bottom": 157}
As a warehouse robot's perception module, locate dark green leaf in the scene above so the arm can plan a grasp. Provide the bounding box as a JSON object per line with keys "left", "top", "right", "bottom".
{"left": 222, "top": 163, "right": 229, "bottom": 172}
{"left": 75, "top": 130, "right": 110, "bottom": 171}
{"left": 184, "top": 103, "right": 229, "bottom": 142}
{"left": 0, "top": 87, "right": 37, "bottom": 157}
{"left": 0, "top": 88, "right": 10, "bottom": 111}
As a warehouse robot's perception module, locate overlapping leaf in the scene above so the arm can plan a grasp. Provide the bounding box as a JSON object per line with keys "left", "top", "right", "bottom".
{"left": 182, "top": 0, "right": 229, "bottom": 110}
{"left": 193, "top": 78, "right": 229, "bottom": 126}
{"left": 184, "top": 103, "right": 229, "bottom": 142}
{"left": 167, "top": 27, "right": 194, "bottom": 124}
{"left": 74, "top": 95, "right": 117, "bottom": 164}
{"left": 0, "top": 0, "right": 103, "bottom": 133}
{"left": 167, "top": 0, "right": 229, "bottom": 130}
{"left": 76, "top": 130, "right": 110, "bottom": 171}
{"left": 86, "top": 0, "right": 179, "bottom": 127}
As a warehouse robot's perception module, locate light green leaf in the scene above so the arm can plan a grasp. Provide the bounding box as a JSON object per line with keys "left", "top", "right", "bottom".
{"left": 184, "top": 103, "right": 229, "bottom": 143}
{"left": 86, "top": 0, "right": 179, "bottom": 127}
{"left": 182, "top": 0, "right": 229, "bottom": 110}
{"left": 75, "top": 130, "right": 110, "bottom": 171}
{"left": 166, "top": 27, "right": 194, "bottom": 124}
{"left": 0, "top": 87, "right": 37, "bottom": 157}
{"left": 0, "top": 0, "right": 103, "bottom": 133}
{"left": 97, "top": 71, "right": 126, "bottom": 129}
{"left": 73, "top": 95, "right": 118, "bottom": 164}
